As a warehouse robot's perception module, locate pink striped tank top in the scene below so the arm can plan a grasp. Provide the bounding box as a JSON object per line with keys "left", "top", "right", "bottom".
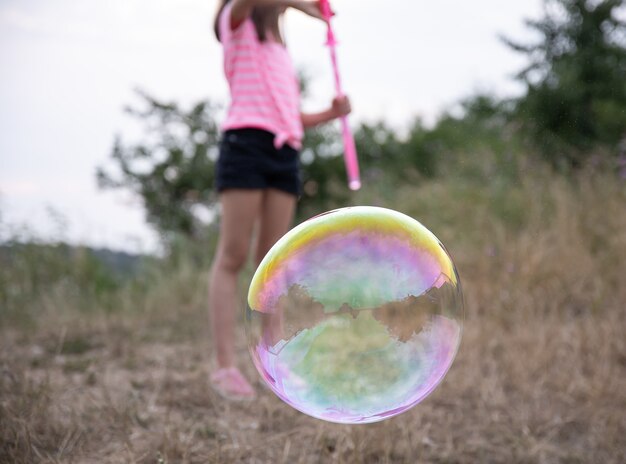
{"left": 219, "top": 4, "right": 303, "bottom": 150}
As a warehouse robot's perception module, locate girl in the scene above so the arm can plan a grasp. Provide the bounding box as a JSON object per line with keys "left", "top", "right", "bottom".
{"left": 209, "top": 0, "right": 351, "bottom": 400}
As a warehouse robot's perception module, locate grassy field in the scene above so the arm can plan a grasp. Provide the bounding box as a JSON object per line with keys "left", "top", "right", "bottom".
{"left": 1, "top": 168, "right": 625, "bottom": 463}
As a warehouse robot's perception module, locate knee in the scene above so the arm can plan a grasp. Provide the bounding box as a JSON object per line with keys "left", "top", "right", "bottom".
{"left": 217, "top": 244, "right": 248, "bottom": 274}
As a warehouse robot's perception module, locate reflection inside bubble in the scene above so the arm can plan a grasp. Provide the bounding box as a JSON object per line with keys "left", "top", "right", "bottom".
{"left": 246, "top": 207, "right": 463, "bottom": 424}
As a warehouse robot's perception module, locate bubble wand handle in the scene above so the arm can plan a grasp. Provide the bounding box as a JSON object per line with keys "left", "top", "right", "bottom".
{"left": 319, "top": 0, "right": 361, "bottom": 191}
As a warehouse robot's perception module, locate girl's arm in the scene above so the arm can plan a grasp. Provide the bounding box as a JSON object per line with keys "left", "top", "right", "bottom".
{"left": 231, "top": 0, "right": 324, "bottom": 25}
{"left": 301, "top": 96, "right": 351, "bottom": 129}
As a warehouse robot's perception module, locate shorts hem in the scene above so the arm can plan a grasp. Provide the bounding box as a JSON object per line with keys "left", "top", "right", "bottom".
{"left": 217, "top": 184, "right": 300, "bottom": 197}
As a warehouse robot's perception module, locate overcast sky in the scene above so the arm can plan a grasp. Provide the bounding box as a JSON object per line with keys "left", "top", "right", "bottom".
{"left": 0, "top": 0, "right": 544, "bottom": 253}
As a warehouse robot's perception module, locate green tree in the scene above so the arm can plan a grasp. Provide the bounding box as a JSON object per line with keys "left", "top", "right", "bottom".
{"left": 503, "top": 0, "right": 626, "bottom": 167}
{"left": 97, "top": 90, "right": 221, "bottom": 241}
{"left": 98, "top": 85, "right": 520, "bottom": 243}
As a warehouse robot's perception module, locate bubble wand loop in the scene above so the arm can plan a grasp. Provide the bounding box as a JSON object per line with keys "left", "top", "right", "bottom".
{"left": 319, "top": 0, "right": 361, "bottom": 191}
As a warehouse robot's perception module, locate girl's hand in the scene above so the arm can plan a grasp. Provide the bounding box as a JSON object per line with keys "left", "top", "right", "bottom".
{"left": 331, "top": 96, "right": 351, "bottom": 118}
{"left": 292, "top": 1, "right": 327, "bottom": 22}
{"left": 300, "top": 95, "right": 351, "bottom": 128}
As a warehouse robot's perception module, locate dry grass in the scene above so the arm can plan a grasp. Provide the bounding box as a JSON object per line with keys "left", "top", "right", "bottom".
{"left": 1, "top": 171, "right": 625, "bottom": 463}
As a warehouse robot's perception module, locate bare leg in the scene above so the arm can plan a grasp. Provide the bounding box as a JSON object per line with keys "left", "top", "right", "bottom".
{"left": 255, "top": 189, "right": 297, "bottom": 346}
{"left": 209, "top": 189, "right": 263, "bottom": 368}
{"left": 255, "top": 188, "right": 297, "bottom": 265}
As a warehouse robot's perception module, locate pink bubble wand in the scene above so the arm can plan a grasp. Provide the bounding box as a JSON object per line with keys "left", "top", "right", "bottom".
{"left": 319, "top": 0, "right": 361, "bottom": 191}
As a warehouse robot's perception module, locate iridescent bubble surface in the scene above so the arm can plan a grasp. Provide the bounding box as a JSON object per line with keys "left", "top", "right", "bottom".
{"left": 246, "top": 206, "right": 463, "bottom": 424}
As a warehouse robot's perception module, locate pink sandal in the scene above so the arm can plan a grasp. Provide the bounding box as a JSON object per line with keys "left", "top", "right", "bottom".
{"left": 210, "top": 367, "right": 257, "bottom": 401}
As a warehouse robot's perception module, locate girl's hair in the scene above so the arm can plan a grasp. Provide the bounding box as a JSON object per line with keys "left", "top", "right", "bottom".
{"left": 214, "top": 0, "right": 283, "bottom": 43}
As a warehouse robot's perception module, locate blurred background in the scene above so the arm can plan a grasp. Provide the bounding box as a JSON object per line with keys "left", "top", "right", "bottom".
{"left": 1, "top": 1, "right": 625, "bottom": 463}
{"left": 1, "top": 0, "right": 548, "bottom": 253}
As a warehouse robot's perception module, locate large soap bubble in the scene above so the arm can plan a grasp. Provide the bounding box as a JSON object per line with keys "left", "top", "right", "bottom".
{"left": 246, "top": 206, "right": 463, "bottom": 424}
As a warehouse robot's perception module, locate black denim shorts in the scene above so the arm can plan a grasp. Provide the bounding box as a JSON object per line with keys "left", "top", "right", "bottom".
{"left": 216, "top": 129, "right": 301, "bottom": 196}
